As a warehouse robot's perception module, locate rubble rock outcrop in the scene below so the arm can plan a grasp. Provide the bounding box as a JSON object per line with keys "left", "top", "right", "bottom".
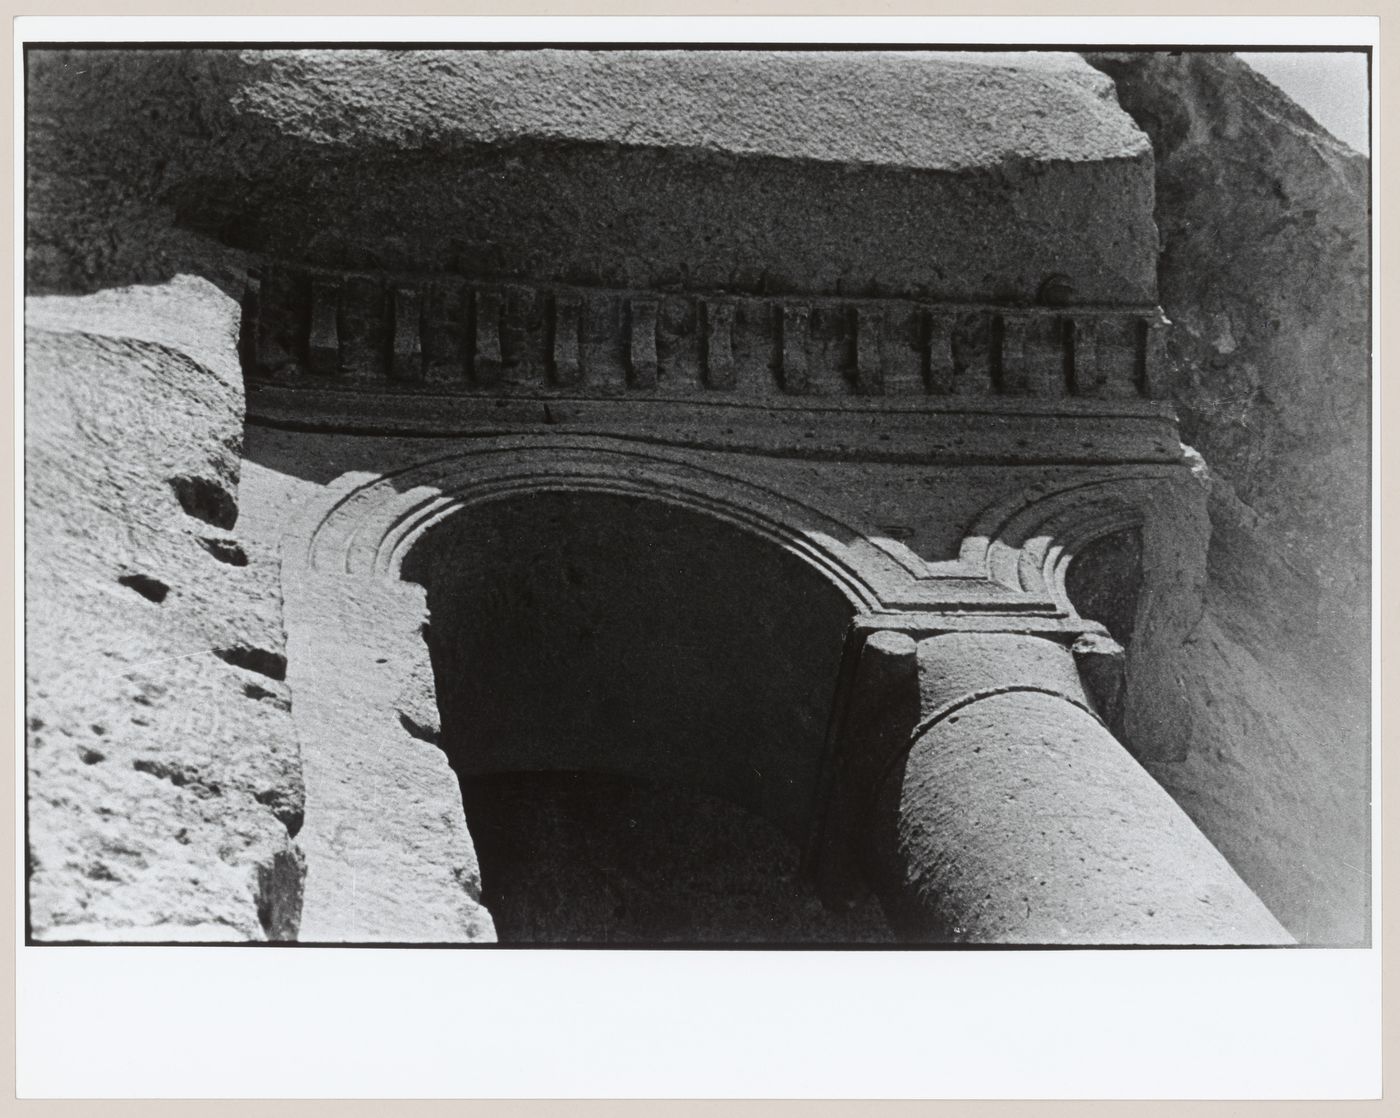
{"left": 1086, "top": 51, "right": 1371, "bottom": 943}
{"left": 25, "top": 276, "right": 304, "bottom": 941}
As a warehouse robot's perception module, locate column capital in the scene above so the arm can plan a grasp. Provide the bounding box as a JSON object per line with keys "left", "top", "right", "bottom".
{"left": 912, "top": 629, "right": 1103, "bottom": 736}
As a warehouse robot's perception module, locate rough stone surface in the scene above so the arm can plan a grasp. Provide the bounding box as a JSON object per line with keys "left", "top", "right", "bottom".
{"left": 24, "top": 51, "right": 250, "bottom": 299}
{"left": 231, "top": 49, "right": 1142, "bottom": 171}
{"left": 1086, "top": 52, "right": 1371, "bottom": 943}
{"left": 279, "top": 568, "right": 494, "bottom": 943}
{"left": 25, "top": 276, "right": 304, "bottom": 941}
{"left": 869, "top": 633, "right": 1293, "bottom": 945}
{"left": 1085, "top": 51, "right": 1368, "bottom": 639}
{"left": 27, "top": 46, "right": 1362, "bottom": 948}
{"left": 27, "top": 48, "right": 1156, "bottom": 305}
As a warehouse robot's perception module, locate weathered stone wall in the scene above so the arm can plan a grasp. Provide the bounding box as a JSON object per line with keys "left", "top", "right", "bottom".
{"left": 25, "top": 45, "right": 312, "bottom": 941}
{"left": 1085, "top": 52, "right": 1371, "bottom": 943}
{"left": 25, "top": 277, "right": 304, "bottom": 941}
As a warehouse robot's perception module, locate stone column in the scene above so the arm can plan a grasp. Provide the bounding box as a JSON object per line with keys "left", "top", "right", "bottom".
{"left": 866, "top": 632, "right": 1293, "bottom": 944}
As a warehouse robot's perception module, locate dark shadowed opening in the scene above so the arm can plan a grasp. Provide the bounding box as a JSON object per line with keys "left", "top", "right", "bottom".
{"left": 1065, "top": 527, "right": 1144, "bottom": 650}
{"left": 401, "top": 488, "right": 890, "bottom": 944}
{"left": 463, "top": 770, "right": 892, "bottom": 944}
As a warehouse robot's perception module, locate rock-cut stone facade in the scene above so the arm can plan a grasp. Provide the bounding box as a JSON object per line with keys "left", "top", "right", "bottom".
{"left": 23, "top": 48, "right": 1369, "bottom": 945}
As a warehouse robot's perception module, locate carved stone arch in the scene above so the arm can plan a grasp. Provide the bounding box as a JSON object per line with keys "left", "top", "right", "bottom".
{"left": 957, "top": 468, "right": 1188, "bottom": 618}
{"left": 282, "top": 434, "right": 970, "bottom": 942}
{"left": 295, "top": 434, "right": 954, "bottom": 615}
{"left": 958, "top": 467, "right": 1210, "bottom": 762}
{"left": 963, "top": 481, "right": 1146, "bottom": 618}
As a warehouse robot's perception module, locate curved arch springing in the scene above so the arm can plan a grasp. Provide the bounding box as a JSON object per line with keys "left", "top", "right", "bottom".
{"left": 300, "top": 436, "right": 943, "bottom": 614}
{"left": 958, "top": 472, "right": 1174, "bottom": 616}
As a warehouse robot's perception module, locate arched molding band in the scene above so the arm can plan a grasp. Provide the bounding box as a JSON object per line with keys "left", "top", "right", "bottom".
{"left": 286, "top": 437, "right": 1190, "bottom": 624}
{"left": 383, "top": 472, "right": 880, "bottom": 611}
{"left": 291, "top": 435, "right": 945, "bottom": 613}
{"left": 956, "top": 470, "right": 1181, "bottom": 614}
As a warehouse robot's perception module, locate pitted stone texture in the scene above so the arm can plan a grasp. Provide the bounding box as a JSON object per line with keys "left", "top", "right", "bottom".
{"left": 1086, "top": 52, "right": 1370, "bottom": 944}
{"left": 868, "top": 633, "right": 1292, "bottom": 945}
{"left": 282, "top": 571, "right": 494, "bottom": 943}
{"left": 872, "top": 692, "right": 1292, "bottom": 944}
{"left": 231, "top": 49, "right": 1143, "bottom": 171}
{"left": 1085, "top": 52, "right": 1368, "bottom": 592}
{"left": 27, "top": 49, "right": 1156, "bottom": 306}
{"left": 25, "top": 276, "right": 304, "bottom": 941}
{"left": 916, "top": 630, "right": 1091, "bottom": 716}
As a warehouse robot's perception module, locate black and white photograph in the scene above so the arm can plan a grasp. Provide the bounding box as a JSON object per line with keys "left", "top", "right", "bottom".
{"left": 15, "top": 16, "right": 1380, "bottom": 1100}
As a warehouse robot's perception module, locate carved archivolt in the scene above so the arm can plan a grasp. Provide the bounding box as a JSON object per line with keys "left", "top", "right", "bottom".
{"left": 288, "top": 434, "right": 1188, "bottom": 633}
{"left": 958, "top": 469, "right": 1192, "bottom": 618}
{"left": 297, "top": 436, "right": 897, "bottom": 611}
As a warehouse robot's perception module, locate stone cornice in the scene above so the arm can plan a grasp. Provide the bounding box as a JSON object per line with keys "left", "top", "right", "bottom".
{"left": 246, "top": 262, "right": 1170, "bottom": 410}
{"left": 246, "top": 388, "right": 1185, "bottom": 467}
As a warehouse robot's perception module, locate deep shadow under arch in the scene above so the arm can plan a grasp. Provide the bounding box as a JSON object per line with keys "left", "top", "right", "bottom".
{"left": 401, "top": 487, "right": 892, "bottom": 943}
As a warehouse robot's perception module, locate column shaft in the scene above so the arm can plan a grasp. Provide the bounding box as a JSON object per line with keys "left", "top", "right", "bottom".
{"left": 867, "top": 632, "right": 1292, "bottom": 944}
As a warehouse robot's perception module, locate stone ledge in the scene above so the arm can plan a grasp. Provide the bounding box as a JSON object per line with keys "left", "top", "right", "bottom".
{"left": 234, "top": 49, "right": 1146, "bottom": 172}
{"left": 245, "top": 385, "right": 1185, "bottom": 466}
{"left": 24, "top": 49, "right": 1160, "bottom": 305}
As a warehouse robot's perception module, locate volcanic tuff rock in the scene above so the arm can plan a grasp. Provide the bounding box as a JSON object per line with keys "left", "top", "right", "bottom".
{"left": 23, "top": 47, "right": 1371, "bottom": 944}
{"left": 1086, "top": 52, "right": 1368, "bottom": 628}
{"left": 25, "top": 276, "right": 304, "bottom": 941}
{"left": 1085, "top": 51, "right": 1371, "bottom": 943}
{"left": 26, "top": 49, "right": 1157, "bottom": 305}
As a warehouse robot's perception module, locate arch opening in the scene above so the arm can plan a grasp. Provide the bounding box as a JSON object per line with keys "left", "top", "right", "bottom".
{"left": 400, "top": 487, "right": 892, "bottom": 944}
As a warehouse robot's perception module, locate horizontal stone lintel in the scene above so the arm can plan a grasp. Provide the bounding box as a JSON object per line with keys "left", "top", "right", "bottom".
{"left": 244, "top": 384, "right": 1185, "bottom": 465}
{"left": 248, "top": 264, "right": 1168, "bottom": 404}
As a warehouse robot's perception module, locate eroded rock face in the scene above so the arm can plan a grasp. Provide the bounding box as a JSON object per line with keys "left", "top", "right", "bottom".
{"left": 26, "top": 49, "right": 1156, "bottom": 305}
{"left": 25, "top": 276, "right": 304, "bottom": 941}
{"left": 1087, "top": 52, "right": 1368, "bottom": 623}
{"left": 27, "top": 47, "right": 1363, "bottom": 946}
{"left": 1085, "top": 52, "right": 1371, "bottom": 943}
